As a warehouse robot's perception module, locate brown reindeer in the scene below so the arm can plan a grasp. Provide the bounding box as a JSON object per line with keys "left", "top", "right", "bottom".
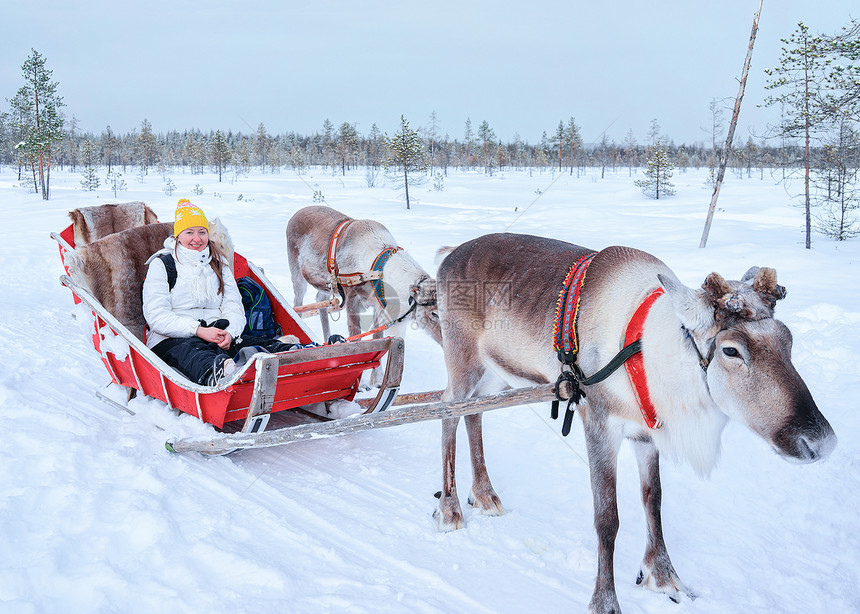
{"left": 287, "top": 205, "right": 441, "bottom": 383}
{"left": 434, "top": 232, "right": 836, "bottom": 614}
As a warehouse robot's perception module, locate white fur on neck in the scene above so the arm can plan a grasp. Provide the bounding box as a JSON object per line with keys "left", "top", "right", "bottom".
{"left": 642, "top": 296, "right": 728, "bottom": 476}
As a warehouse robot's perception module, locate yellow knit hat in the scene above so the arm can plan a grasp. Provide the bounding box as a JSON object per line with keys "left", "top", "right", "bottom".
{"left": 174, "top": 198, "right": 209, "bottom": 236}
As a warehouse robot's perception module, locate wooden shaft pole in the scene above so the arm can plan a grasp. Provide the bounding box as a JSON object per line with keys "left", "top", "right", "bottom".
{"left": 166, "top": 384, "right": 556, "bottom": 454}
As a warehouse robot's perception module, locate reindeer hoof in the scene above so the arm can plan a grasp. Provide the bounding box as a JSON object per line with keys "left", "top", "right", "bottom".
{"left": 636, "top": 564, "right": 690, "bottom": 604}
{"left": 433, "top": 495, "right": 465, "bottom": 532}
{"left": 468, "top": 488, "right": 506, "bottom": 517}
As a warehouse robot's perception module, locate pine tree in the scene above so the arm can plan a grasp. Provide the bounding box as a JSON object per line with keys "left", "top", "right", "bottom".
{"left": 425, "top": 111, "right": 440, "bottom": 173}
{"left": 635, "top": 142, "right": 676, "bottom": 199}
{"left": 552, "top": 121, "right": 565, "bottom": 170}
{"left": 16, "top": 49, "right": 65, "bottom": 199}
{"left": 322, "top": 119, "right": 334, "bottom": 168}
{"left": 367, "top": 123, "right": 383, "bottom": 168}
{"left": 211, "top": 129, "right": 231, "bottom": 182}
{"left": 255, "top": 123, "right": 270, "bottom": 171}
{"left": 463, "top": 118, "right": 474, "bottom": 169}
{"left": 565, "top": 117, "right": 583, "bottom": 175}
{"left": 383, "top": 115, "right": 427, "bottom": 209}
{"left": 233, "top": 138, "right": 251, "bottom": 177}
{"left": 623, "top": 130, "right": 638, "bottom": 177}
{"left": 821, "top": 18, "right": 860, "bottom": 121}
{"left": 478, "top": 120, "right": 495, "bottom": 173}
{"left": 105, "top": 170, "right": 126, "bottom": 197}
{"left": 137, "top": 119, "right": 157, "bottom": 176}
{"left": 337, "top": 122, "right": 359, "bottom": 175}
{"left": 764, "top": 22, "right": 830, "bottom": 248}
{"left": 79, "top": 140, "right": 100, "bottom": 191}
{"left": 101, "top": 125, "right": 117, "bottom": 173}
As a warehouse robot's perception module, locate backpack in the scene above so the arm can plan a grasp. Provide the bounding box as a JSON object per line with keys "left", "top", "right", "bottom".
{"left": 237, "top": 276, "right": 282, "bottom": 339}
{"left": 158, "top": 253, "right": 178, "bottom": 290}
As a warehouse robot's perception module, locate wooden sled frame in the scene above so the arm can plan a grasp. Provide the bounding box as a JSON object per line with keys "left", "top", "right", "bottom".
{"left": 53, "top": 221, "right": 404, "bottom": 447}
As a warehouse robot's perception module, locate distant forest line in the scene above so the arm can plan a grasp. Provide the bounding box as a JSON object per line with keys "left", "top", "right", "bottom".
{"left": 1, "top": 118, "right": 852, "bottom": 180}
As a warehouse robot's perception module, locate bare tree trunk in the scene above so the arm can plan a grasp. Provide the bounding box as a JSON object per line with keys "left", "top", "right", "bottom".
{"left": 30, "top": 159, "right": 38, "bottom": 194}
{"left": 700, "top": 0, "right": 762, "bottom": 248}
{"left": 403, "top": 166, "right": 411, "bottom": 210}
{"left": 804, "top": 66, "right": 812, "bottom": 249}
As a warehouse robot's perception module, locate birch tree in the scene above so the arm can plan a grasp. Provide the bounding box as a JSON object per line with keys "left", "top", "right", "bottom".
{"left": 813, "top": 118, "right": 859, "bottom": 240}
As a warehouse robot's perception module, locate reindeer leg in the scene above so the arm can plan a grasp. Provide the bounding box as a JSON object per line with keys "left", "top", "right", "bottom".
{"left": 464, "top": 412, "right": 505, "bottom": 517}
{"left": 632, "top": 438, "right": 691, "bottom": 603}
{"left": 434, "top": 414, "right": 465, "bottom": 531}
{"left": 583, "top": 413, "right": 623, "bottom": 614}
{"left": 434, "top": 362, "right": 484, "bottom": 531}
{"left": 315, "top": 288, "right": 332, "bottom": 341}
{"left": 345, "top": 292, "right": 364, "bottom": 339}
{"left": 291, "top": 272, "right": 308, "bottom": 311}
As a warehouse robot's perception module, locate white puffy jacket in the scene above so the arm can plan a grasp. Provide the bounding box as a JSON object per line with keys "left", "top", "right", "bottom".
{"left": 142, "top": 241, "right": 246, "bottom": 348}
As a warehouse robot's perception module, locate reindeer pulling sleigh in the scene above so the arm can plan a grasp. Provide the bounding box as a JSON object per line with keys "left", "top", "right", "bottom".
{"left": 57, "top": 203, "right": 836, "bottom": 613}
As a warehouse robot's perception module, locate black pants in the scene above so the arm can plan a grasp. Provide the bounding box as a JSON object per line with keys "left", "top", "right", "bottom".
{"left": 152, "top": 335, "right": 296, "bottom": 385}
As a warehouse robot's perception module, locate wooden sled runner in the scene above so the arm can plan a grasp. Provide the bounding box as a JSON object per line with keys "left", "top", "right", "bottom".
{"left": 53, "top": 205, "right": 405, "bottom": 453}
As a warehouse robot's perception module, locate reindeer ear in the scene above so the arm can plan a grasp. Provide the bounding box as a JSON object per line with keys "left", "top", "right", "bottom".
{"left": 751, "top": 267, "right": 786, "bottom": 305}
{"left": 740, "top": 266, "right": 760, "bottom": 284}
{"left": 659, "top": 273, "right": 714, "bottom": 331}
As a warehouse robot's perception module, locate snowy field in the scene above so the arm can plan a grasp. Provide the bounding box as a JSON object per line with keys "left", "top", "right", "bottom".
{"left": 1, "top": 165, "right": 858, "bottom": 614}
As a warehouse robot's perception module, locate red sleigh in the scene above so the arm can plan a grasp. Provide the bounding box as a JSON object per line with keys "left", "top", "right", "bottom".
{"left": 53, "top": 203, "right": 403, "bottom": 453}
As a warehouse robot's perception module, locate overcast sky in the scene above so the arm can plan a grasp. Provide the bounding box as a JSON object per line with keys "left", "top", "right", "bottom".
{"left": 2, "top": 1, "right": 857, "bottom": 147}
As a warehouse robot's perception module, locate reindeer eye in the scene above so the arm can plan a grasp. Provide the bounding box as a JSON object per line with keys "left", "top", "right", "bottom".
{"left": 722, "top": 347, "right": 740, "bottom": 358}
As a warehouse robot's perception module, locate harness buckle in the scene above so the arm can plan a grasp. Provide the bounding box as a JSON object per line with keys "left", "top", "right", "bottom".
{"left": 552, "top": 366, "right": 586, "bottom": 436}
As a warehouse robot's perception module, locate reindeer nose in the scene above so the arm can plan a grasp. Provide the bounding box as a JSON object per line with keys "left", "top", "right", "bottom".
{"left": 774, "top": 407, "right": 837, "bottom": 463}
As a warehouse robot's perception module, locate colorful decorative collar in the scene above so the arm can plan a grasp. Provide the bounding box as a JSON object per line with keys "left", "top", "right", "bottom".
{"left": 553, "top": 251, "right": 598, "bottom": 364}
{"left": 370, "top": 247, "right": 402, "bottom": 309}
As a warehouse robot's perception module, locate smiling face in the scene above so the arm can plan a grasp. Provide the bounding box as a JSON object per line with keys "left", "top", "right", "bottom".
{"left": 177, "top": 226, "right": 209, "bottom": 251}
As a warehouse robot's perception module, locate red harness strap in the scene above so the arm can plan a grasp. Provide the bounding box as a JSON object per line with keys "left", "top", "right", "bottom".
{"left": 327, "top": 220, "right": 353, "bottom": 278}
{"left": 623, "top": 288, "right": 665, "bottom": 429}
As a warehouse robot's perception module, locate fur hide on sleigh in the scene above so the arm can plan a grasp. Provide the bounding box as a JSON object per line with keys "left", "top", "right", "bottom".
{"left": 69, "top": 202, "right": 159, "bottom": 246}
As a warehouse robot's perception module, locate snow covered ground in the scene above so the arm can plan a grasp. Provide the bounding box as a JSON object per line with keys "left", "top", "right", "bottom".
{"left": 1, "top": 165, "right": 857, "bottom": 614}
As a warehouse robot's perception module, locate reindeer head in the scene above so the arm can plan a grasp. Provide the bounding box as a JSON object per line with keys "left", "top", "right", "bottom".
{"left": 659, "top": 267, "right": 835, "bottom": 463}
{"left": 410, "top": 276, "right": 442, "bottom": 344}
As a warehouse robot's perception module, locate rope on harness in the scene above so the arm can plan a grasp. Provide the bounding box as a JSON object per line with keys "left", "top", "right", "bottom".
{"left": 344, "top": 297, "right": 419, "bottom": 342}
{"left": 552, "top": 340, "right": 643, "bottom": 435}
